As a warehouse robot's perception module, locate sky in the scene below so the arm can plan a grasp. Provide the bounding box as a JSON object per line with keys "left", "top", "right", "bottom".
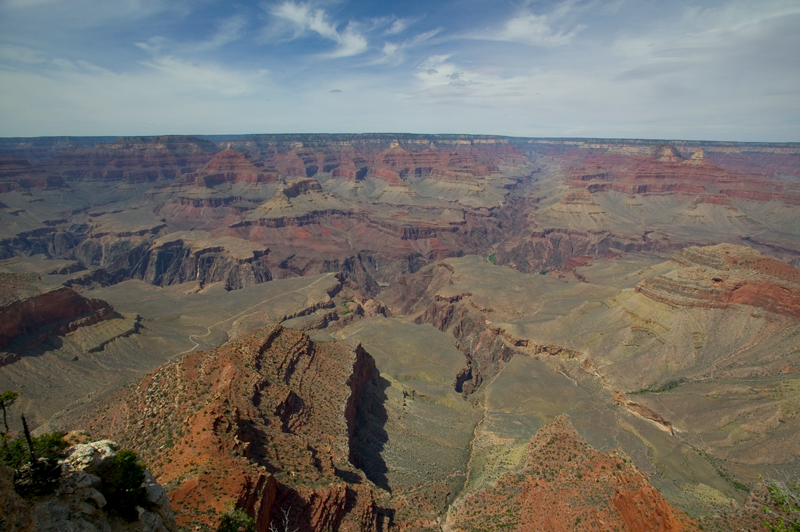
{"left": 0, "top": 0, "right": 799, "bottom": 141}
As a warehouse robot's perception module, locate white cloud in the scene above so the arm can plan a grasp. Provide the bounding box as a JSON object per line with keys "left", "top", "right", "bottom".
{"left": 268, "top": 1, "right": 368, "bottom": 57}
{"left": 384, "top": 17, "right": 412, "bottom": 36}
{"left": 378, "top": 28, "right": 441, "bottom": 64}
{"left": 415, "top": 55, "right": 477, "bottom": 89}
{"left": 498, "top": 13, "right": 583, "bottom": 46}
{"left": 0, "top": 44, "right": 47, "bottom": 65}
{"left": 476, "top": 0, "right": 584, "bottom": 47}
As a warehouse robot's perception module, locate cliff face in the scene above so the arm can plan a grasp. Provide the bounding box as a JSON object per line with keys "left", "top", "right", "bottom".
{"left": 141, "top": 233, "right": 272, "bottom": 289}
{"left": 496, "top": 227, "right": 668, "bottom": 273}
{"left": 0, "top": 272, "right": 114, "bottom": 356}
{"left": 382, "top": 261, "right": 581, "bottom": 396}
{"left": 81, "top": 322, "right": 385, "bottom": 531}
{"left": 447, "top": 416, "right": 698, "bottom": 532}
{"left": 227, "top": 134, "right": 529, "bottom": 182}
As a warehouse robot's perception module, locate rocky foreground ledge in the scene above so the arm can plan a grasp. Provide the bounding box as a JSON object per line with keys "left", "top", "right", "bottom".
{"left": 0, "top": 439, "right": 176, "bottom": 532}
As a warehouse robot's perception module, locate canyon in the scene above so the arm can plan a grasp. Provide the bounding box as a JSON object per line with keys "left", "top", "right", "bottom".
{"left": 1, "top": 133, "right": 799, "bottom": 531}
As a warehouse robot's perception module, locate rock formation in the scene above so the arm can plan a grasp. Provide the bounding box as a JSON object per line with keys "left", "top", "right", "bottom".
{"left": 0, "top": 157, "right": 64, "bottom": 192}
{"left": 447, "top": 416, "right": 698, "bottom": 532}
{"left": 0, "top": 272, "right": 114, "bottom": 358}
{"left": 178, "top": 148, "right": 282, "bottom": 187}
{"left": 3, "top": 134, "right": 800, "bottom": 531}
{"left": 81, "top": 322, "right": 386, "bottom": 531}
{"left": 636, "top": 243, "right": 800, "bottom": 317}
{"left": 43, "top": 136, "right": 218, "bottom": 183}
{"left": 0, "top": 439, "right": 177, "bottom": 532}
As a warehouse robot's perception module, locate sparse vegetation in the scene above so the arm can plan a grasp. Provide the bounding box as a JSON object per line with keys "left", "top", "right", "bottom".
{"left": 340, "top": 300, "right": 355, "bottom": 315}
{"left": 630, "top": 378, "right": 687, "bottom": 395}
{"left": 0, "top": 390, "right": 20, "bottom": 438}
{"left": 0, "top": 414, "right": 67, "bottom": 498}
{"left": 100, "top": 448, "right": 149, "bottom": 521}
{"left": 217, "top": 508, "right": 255, "bottom": 532}
{"left": 762, "top": 477, "right": 800, "bottom": 531}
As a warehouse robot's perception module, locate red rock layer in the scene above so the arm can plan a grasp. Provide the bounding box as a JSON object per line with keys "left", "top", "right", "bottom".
{"left": 178, "top": 148, "right": 281, "bottom": 186}
{"left": 636, "top": 244, "right": 800, "bottom": 317}
{"left": 0, "top": 156, "right": 64, "bottom": 192}
{"left": 448, "top": 416, "right": 698, "bottom": 532}
{"left": 237, "top": 138, "right": 528, "bottom": 185}
{"left": 43, "top": 136, "right": 218, "bottom": 182}
{"left": 0, "top": 272, "right": 114, "bottom": 354}
{"left": 563, "top": 144, "right": 800, "bottom": 204}
{"left": 81, "top": 323, "right": 384, "bottom": 532}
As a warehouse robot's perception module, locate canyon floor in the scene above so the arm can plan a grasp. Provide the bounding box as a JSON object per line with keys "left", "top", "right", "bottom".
{"left": 1, "top": 134, "right": 799, "bottom": 531}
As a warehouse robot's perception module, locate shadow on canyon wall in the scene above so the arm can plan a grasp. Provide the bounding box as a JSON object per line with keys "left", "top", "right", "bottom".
{"left": 351, "top": 372, "right": 390, "bottom": 492}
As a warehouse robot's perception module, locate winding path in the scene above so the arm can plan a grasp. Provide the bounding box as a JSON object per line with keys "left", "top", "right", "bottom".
{"left": 168, "top": 273, "right": 336, "bottom": 362}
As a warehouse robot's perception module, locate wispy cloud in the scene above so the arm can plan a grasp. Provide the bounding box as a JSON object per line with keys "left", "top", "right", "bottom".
{"left": 1, "top": 0, "right": 798, "bottom": 141}
{"left": 382, "top": 16, "right": 414, "bottom": 36}
{"left": 379, "top": 28, "right": 442, "bottom": 65}
{"left": 477, "top": 0, "right": 584, "bottom": 47}
{"left": 193, "top": 16, "right": 248, "bottom": 52}
{"left": 266, "top": 1, "right": 368, "bottom": 57}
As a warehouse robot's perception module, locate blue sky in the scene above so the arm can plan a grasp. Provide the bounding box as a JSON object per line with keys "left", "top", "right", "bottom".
{"left": 1, "top": 0, "right": 798, "bottom": 141}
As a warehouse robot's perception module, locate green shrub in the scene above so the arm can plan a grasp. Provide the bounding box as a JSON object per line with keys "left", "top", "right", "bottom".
{"left": 217, "top": 508, "right": 255, "bottom": 532}
{"left": 0, "top": 431, "right": 68, "bottom": 469}
{"left": 762, "top": 478, "right": 800, "bottom": 531}
{"left": 1, "top": 430, "right": 68, "bottom": 498}
{"left": 101, "top": 449, "right": 149, "bottom": 522}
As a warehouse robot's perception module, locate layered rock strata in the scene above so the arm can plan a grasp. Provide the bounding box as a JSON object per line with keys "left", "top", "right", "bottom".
{"left": 43, "top": 136, "right": 218, "bottom": 183}
{"left": 177, "top": 148, "right": 282, "bottom": 187}
{"left": 636, "top": 244, "right": 800, "bottom": 317}
{"left": 0, "top": 157, "right": 64, "bottom": 192}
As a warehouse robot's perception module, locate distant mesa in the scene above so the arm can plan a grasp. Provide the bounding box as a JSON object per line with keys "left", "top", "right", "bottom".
{"left": 689, "top": 148, "right": 705, "bottom": 164}
{"left": 564, "top": 141, "right": 800, "bottom": 204}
